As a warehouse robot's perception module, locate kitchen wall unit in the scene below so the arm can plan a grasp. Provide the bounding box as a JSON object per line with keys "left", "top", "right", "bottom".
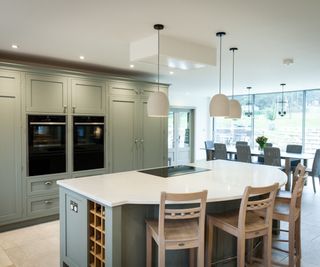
{"left": 0, "top": 62, "right": 169, "bottom": 229}
{"left": 108, "top": 81, "right": 168, "bottom": 173}
{"left": 0, "top": 70, "right": 22, "bottom": 224}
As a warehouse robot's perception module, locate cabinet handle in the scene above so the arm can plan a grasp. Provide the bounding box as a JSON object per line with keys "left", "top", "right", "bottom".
{"left": 140, "top": 139, "right": 144, "bottom": 143}
{"left": 44, "top": 181, "right": 52, "bottom": 186}
{"left": 63, "top": 105, "right": 67, "bottom": 113}
{"left": 134, "top": 139, "right": 139, "bottom": 144}
{"left": 44, "top": 200, "right": 53, "bottom": 204}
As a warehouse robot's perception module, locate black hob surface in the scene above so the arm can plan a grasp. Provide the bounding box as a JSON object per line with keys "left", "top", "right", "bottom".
{"left": 138, "top": 165, "right": 210, "bottom": 178}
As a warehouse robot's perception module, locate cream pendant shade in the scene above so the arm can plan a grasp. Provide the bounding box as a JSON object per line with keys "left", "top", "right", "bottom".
{"left": 209, "top": 93, "right": 230, "bottom": 117}
{"left": 147, "top": 91, "right": 169, "bottom": 117}
{"left": 228, "top": 99, "right": 242, "bottom": 118}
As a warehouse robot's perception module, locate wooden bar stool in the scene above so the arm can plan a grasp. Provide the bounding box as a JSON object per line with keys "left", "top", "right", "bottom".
{"left": 206, "top": 183, "right": 279, "bottom": 267}
{"left": 146, "top": 190, "right": 208, "bottom": 267}
{"left": 271, "top": 168, "right": 306, "bottom": 266}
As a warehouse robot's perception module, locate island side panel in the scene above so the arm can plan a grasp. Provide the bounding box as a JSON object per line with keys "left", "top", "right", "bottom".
{"left": 60, "top": 188, "right": 88, "bottom": 267}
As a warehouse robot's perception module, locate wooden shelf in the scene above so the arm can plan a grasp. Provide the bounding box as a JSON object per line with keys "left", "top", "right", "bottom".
{"left": 88, "top": 201, "right": 106, "bottom": 267}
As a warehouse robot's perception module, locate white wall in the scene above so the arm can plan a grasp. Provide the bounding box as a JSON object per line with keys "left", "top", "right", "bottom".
{"left": 168, "top": 88, "right": 212, "bottom": 161}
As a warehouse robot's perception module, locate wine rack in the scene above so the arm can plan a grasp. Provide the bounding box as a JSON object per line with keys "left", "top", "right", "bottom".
{"left": 88, "top": 201, "right": 106, "bottom": 267}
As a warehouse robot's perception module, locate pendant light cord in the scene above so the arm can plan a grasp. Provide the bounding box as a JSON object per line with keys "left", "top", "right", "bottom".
{"left": 232, "top": 49, "right": 235, "bottom": 99}
{"left": 219, "top": 35, "right": 222, "bottom": 94}
{"left": 157, "top": 28, "right": 160, "bottom": 92}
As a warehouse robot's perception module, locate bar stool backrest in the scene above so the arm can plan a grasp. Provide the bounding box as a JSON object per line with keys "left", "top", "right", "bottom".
{"left": 238, "top": 183, "right": 279, "bottom": 232}
{"left": 214, "top": 143, "right": 227, "bottom": 160}
{"left": 159, "top": 190, "right": 208, "bottom": 245}
{"left": 236, "top": 145, "right": 252, "bottom": 163}
{"left": 292, "top": 163, "right": 306, "bottom": 192}
{"left": 264, "top": 147, "right": 281, "bottom": 166}
{"left": 290, "top": 173, "right": 305, "bottom": 219}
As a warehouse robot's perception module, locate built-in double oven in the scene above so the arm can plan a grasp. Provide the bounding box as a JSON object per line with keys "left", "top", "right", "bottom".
{"left": 28, "top": 115, "right": 105, "bottom": 176}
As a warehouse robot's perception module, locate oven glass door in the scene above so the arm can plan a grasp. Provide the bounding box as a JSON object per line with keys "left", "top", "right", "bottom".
{"left": 28, "top": 115, "right": 66, "bottom": 176}
{"left": 73, "top": 116, "right": 104, "bottom": 171}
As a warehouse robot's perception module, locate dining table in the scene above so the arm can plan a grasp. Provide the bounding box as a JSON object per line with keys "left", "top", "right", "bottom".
{"left": 204, "top": 146, "right": 314, "bottom": 191}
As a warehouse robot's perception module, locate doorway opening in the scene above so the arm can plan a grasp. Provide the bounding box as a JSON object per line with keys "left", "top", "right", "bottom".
{"left": 168, "top": 108, "right": 195, "bottom": 166}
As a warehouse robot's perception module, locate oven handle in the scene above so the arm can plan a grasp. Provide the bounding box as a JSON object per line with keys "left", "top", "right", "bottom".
{"left": 29, "top": 122, "right": 66, "bottom": 125}
{"left": 74, "top": 122, "right": 104, "bottom": 125}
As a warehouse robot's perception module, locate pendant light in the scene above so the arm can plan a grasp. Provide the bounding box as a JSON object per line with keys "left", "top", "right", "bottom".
{"left": 228, "top": 47, "right": 242, "bottom": 119}
{"left": 278, "top": 83, "right": 287, "bottom": 117}
{"left": 244, "top": 86, "right": 253, "bottom": 117}
{"left": 147, "top": 24, "right": 169, "bottom": 117}
{"left": 209, "top": 32, "right": 230, "bottom": 117}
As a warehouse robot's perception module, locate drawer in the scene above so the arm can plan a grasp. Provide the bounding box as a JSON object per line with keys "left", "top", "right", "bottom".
{"left": 27, "top": 177, "right": 62, "bottom": 197}
{"left": 27, "top": 195, "right": 59, "bottom": 217}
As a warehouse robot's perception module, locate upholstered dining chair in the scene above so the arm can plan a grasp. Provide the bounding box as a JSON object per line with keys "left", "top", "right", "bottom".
{"left": 236, "top": 141, "right": 248, "bottom": 147}
{"left": 146, "top": 190, "right": 208, "bottom": 267}
{"left": 258, "top": 143, "right": 273, "bottom": 163}
{"left": 264, "top": 147, "right": 281, "bottom": 167}
{"left": 214, "top": 143, "right": 227, "bottom": 160}
{"left": 307, "top": 149, "right": 320, "bottom": 193}
{"left": 236, "top": 145, "right": 252, "bottom": 163}
{"left": 204, "top": 140, "right": 214, "bottom": 161}
{"left": 286, "top": 144, "right": 302, "bottom": 171}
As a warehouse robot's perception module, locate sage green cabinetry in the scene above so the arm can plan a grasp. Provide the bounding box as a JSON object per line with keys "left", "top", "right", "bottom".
{"left": 26, "top": 73, "right": 68, "bottom": 113}
{"left": 71, "top": 78, "right": 105, "bottom": 114}
{"left": 0, "top": 70, "right": 22, "bottom": 224}
{"left": 108, "top": 81, "right": 168, "bottom": 172}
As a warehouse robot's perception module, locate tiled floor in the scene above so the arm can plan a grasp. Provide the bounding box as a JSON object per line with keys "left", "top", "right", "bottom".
{"left": 0, "top": 181, "right": 319, "bottom": 267}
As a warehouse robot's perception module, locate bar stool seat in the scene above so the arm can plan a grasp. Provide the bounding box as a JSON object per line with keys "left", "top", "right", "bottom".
{"left": 206, "top": 183, "right": 279, "bottom": 267}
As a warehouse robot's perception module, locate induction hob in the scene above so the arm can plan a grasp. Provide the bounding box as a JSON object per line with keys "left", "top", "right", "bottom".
{"left": 138, "top": 165, "right": 210, "bottom": 178}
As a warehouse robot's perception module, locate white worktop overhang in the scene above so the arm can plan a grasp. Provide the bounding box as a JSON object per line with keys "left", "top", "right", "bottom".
{"left": 57, "top": 160, "right": 287, "bottom": 207}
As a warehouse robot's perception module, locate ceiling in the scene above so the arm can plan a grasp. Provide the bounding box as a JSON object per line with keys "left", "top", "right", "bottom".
{"left": 1, "top": 0, "right": 320, "bottom": 96}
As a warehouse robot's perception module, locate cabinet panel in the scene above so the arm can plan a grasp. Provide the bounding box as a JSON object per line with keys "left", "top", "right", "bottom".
{"left": 140, "top": 101, "right": 166, "bottom": 169}
{"left": 27, "top": 195, "right": 59, "bottom": 217}
{"left": 26, "top": 74, "right": 67, "bottom": 113}
{"left": 26, "top": 176, "right": 63, "bottom": 197}
{"left": 0, "top": 71, "right": 19, "bottom": 97}
{"left": 0, "top": 96, "right": 21, "bottom": 223}
{"left": 110, "top": 97, "right": 138, "bottom": 172}
{"left": 108, "top": 81, "right": 139, "bottom": 96}
{"left": 71, "top": 79, "right": 105, "bottom": 114}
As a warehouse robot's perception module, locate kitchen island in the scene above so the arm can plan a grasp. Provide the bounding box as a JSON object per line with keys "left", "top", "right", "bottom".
{"left": 58, "top": 160, "right": 287, "bottom": 267}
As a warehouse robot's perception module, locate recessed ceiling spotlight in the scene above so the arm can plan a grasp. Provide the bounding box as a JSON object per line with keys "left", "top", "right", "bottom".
{"left": 283, "top": 58, "right": 294, "bottom": 65}
{"left": 79, "top": 55, "right": 85, "bottom": 60}
{"left": 11, "top": 44, "right": 18, "bottom": 49}
{"left": 130, "top": 64, "right": 134, "bottom": 68}
{"left": 169, "top": 71, "right": 174, "bottom": 75}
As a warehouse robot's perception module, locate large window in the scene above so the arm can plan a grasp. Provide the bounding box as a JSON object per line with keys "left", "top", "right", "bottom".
{"left": 213, "top": 89, "right": 319, "bottom": 155}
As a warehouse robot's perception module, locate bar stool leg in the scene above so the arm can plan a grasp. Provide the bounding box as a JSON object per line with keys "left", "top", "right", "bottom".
{"left": 237, "top": 237, "right": 245, "bottom": 267}
{"left": 146, "top": 227, "right": 152, "bottom": 267}
{"left": 206, "top": 220, "right": 213, "bottom": 267}
{"left": 263, "top": 233, "right": 272, "bottom": 267}
{"left": 189, "top": 248, "right": 195, "bottom": 267}
{"left": 289, "top": 222, "right": 295, "bottom": 267}
{"left": 197, "top": 246, "right": 204, "bottom": 267}
{"left": 295, "top": 217, "right": 302, "bottom": 267}
{"left": 158, "top": 244, "right": 165, "bottom": 267}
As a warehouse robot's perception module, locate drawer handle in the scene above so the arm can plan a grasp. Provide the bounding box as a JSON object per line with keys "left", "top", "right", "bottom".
{"left": 44, "top": 181, "right": 52, "bottom": 186}
{"left": 44, "top": 200, "right": 53, "bottom": 204}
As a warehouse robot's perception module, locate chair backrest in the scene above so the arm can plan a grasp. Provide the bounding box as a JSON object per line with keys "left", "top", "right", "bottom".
{"left": 238, "top": 183, "right": 279, "bottom": 233}
{"left": 205, "top": 141, "right": 214, "bottom": 160}
{"left": 290, "top": 171, "right": 306, "bottom": 220}
{"left": 286, "top": 144, "right": 302, "bottom": 154}
{"left": 236, "top": 145, "right": 252, "bottom": 163}
{"left": 292, "top": 163, "right": 306, "bottom": 192}
{"left": 214, "top": 143, "right": 227, "bottom": 160}
{"left": 159, "top": 190, "right": 208, "bottom": 243}
{"left": 236, "top": 141, "right": 248, "bottom": 147}
{"left": 265, "top": 143, "right": 273, "bottom": 147}
{"left": 264, "top": 147, "right": 281, "bottom": 166}
{"left": 312, "top": 149, "right": 320, "bottom": 176}
{"left": 205, "top": 140, "right": 214, "bottom": 149}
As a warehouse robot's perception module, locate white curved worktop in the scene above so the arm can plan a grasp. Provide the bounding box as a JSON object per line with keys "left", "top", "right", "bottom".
{"left": 57, "top": 160, "right": 287, "bottom": 207}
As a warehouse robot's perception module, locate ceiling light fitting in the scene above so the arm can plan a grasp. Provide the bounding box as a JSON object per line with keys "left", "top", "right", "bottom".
{"left": 147, "top": 24, "right": 169, "bottom": 117}
{"left": 11, "top": 44, "right": 18, "bottom": 49}
{"left": 227, "top": 47, "right": 242, "bottom": 119}
{"left": 244, "top": 86, "right": 253, "bottom": 117}
{"left": 209, "top": 32, "right": 229, "bottom": 117}
{"left": 278, "top": 83, "right": 287, "bottom": 117}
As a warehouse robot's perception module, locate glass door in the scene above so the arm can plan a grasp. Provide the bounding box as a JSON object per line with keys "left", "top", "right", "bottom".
{"left": 168, "top": 109, "right": 194, "bottom": 166}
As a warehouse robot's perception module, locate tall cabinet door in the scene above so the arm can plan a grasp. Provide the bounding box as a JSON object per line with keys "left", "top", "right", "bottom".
{"left": 109, "top": 96, "right": 139, "bottom": 172}
{"left": 139, "top": 100, "right": 167, "bottom": 169}
{"left": 0, "top": 72, "right": 21, "bottom": 223}
{"left": 71, "top": 79, "right": 105, "bottom": 114}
